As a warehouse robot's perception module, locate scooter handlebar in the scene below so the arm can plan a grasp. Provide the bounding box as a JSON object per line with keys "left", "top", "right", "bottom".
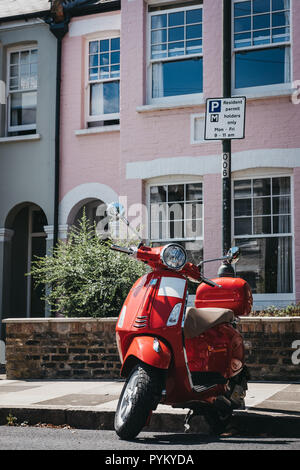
{"left": 201, "top": 276, "right": 222, "bottom": 288}
{"left": 110, "top": 244, "right": 135, "bottom": 255}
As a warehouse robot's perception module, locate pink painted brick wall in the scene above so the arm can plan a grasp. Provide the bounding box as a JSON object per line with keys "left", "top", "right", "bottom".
{"left": 59, "top": 0, "right": 300, "bottom": 303}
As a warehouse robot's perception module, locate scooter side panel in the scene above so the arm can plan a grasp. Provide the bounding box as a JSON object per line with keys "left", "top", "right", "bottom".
{"left": 185, "top": 323, "right": 244, "bottom": 379}
{"left": 121, "top": 336, "right": 172, "bottom": 374}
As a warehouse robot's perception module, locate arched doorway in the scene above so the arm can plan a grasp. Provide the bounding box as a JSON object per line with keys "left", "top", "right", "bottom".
{"left": 70, "top": 199, "right": 109, "bottom": 238}
{"left": 4, "top": 203, "right": 48, "bottom": 319}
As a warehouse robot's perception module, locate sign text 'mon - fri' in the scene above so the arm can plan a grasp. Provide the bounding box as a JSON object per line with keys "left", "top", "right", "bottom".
{"left": 204, "top": 97, "right": 246, "bottom": 140}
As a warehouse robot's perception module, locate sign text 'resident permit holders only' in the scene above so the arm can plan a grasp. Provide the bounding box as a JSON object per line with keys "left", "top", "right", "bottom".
{"left": 204, "top": 97, "right": 246, "bottom": 140}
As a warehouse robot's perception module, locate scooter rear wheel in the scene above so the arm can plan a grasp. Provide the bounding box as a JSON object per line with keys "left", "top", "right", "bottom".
{"left": 114, "top": 363, "right": 163, "bottom": 440}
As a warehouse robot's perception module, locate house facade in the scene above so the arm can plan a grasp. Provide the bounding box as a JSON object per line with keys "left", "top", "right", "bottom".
{"left": 59, "top": 0, "right": 300, "bottom": 311}
{"left": 0, "top": 1, "right": 57, "bottom": 336}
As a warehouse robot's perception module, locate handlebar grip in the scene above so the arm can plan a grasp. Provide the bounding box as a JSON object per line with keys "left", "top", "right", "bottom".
{"left": 110, "top": 244, "right": 133, "bottom": 255}
{"left": 202, "top": 277, "right": 222, "bottom": 288}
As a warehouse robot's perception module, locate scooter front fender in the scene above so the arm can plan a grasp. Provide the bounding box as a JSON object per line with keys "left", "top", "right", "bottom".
{"left": 121, "top": 336, "right": 172, "bottom": 378}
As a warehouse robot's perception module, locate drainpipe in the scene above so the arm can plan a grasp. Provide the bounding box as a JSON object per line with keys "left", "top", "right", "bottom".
{"left": 45, "top": 2, "right": 69, "bottom": 249}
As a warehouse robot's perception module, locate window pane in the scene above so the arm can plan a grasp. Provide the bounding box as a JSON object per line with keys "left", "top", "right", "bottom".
{"left": 168, "top": 27, "right": 184, "bottom": 42}
{"left": 186, "top": 39, "right": 202, "bottom": 55}
{"left": 10, "top": 91, "right": 36, "bottom": 127}
{"left": 253, "top": 178, "right": 271, "bottom": 196}
{"left": 186, "top": 219, "right": 202, "bottom": 238}
{"left": 272, "top": 26, "right": 290, "bottom": 43}
{"left": 253, "top": 197, "right": 271, "bottom": 215}
{"left": 90, "top": 81, "right": 119, "bottom": 115}
{"left": 89, "top": 41, "right": 98, "bottom": 54}
{"left": 111, "top": 51, "right": 120, "bottom": 65}
{"left": 253, "top": 0, "right": 270, "bottom": 14}
{"left": 100, "top": 53, "right": 109, "bottom": 66}
{"left": 111, "top": 37, "right": 120, "bottom": 50}
{"left": 234, "top": 199, "right": 252, "bottom": 216}
{"left": 272, "top": 11, "right": 290, "bottom": 27}
{"left": 89, "top": 54, "right": 98, "bottom": 67}
{"left": 185, "top": 202, "right": 203, "bottom": 220}
{"left": 186, "top": 24, "right": 202, "bottom": 40}
{"left": 234, "top": 179, "right": 251, "bottom": 197}
{"left": 151, "top": 44, "right": 167, "bottom": 59}
{"left": 235, "top": 217, "right": 252, "bottom": 235}
{"left": 273, "top": 215, "right": 291, "bottom": 233}
{"left": 10, "top": 52, "right": 19, "bottom": 64}
{"left": 169, "top": 11, "right": 184, "bottom": 27}
{"left": 272, "top": 0, "right": 290, "bottom": 11}
{"left": 234, "top": 1, "right": 251, "bottom": 17}
{"left": 103, "top": 81, "right": 119, "bottom": 114}
{"left": 273, "top": 196, "right": 290, "bottom": 214}
{"left": 150, "top": 203, "right": 167, "bottom": 221}
{"left": 151, "top": 221, "right": 167, "bottom": 240}
{"left": 253, "top": 29, "right": 271, "bottom": 45}
{"left": 272, "top": 176, "right": 290, "bottom": 195}
{"left": 110, "top": 65, "right": 120, "bottom": 78}
{"left": 253, "top": 216, "right": 271, "bottom": 234}
{"left": 168, "top": 41, "right": 185, "bottom": 57}
{"left": 150, "top": 185, "right": 167, "bottom": 203}
{"left": 234, "top": 16, "right": 251, "bottom": 33}
{"left": 152, "top": 58, "right": 203, "bottom": 97}
{"left": 151, "top": 14, "right": 167, "bottom": 29}
{"left": 169, "top": 219, "right": 184, "bottom": 239}
{"left": 236, "top": 236, "right": 292, "bottom": 293}
{"left": 168, "top": 184, "right": 184, "bottom": 202}
{"left": 168, "top": 202, "right": 184, "bottom": 221}
{"left": 100, "top": 39, "right": 109, "bottom": 52}
{"left": 234, "top": 32, "right": 252, "bottom": 48}
{"left": 253, "top": 13, "right": 270, "bottom": 30}
{"left": 186, "top": 183, "right": 202, "bottom": 200}
{"left": 186, "top": 8, "right": 202, "bottom": 24}
{"left": 99, "top": 67, "right": 109, "bottom": 79}
{"left": 235, "top": 47, "right": 289, "bottom": 88}
{"left": 151, "top": 29, "right": 167, "bottom": 45}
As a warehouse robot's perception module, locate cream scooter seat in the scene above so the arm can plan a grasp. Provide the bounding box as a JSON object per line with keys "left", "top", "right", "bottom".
{"left": 184, "top": 307, "right": 234, "bottom": 339}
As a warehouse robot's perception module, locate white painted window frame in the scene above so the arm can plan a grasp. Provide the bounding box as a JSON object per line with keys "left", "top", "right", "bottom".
{"left": 147, "top": 177, "right": 204, "bottom": 247}
{"left": 6, "top": 44, "right": 38, "bottom": 134}
{"left": 231, "top": 170, "right": 295, "bottom": 300}
{"left": 147, "top": 3, "right": 204, "bottom": 106}
{"left": 86, "top": 34, "right": 120, "bottom": 126}
{"left": 232, "top": 0, "right": 293, "bottom": 97}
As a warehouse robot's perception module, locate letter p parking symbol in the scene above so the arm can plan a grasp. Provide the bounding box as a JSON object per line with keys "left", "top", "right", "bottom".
{"left": 209, "top": 100, "right": 221, "bottom": 113}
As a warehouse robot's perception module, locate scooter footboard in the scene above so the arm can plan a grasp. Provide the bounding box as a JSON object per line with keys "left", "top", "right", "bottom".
{"left": 121, "top": 336, "right": 172, "bottom": 377}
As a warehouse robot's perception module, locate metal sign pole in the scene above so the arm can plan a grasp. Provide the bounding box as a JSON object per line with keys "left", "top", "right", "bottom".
{"left": 222, "top": 0, "right": 232, "bottom": 254}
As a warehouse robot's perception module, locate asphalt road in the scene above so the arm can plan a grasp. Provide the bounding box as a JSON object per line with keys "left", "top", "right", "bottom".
{"left": 0, "top": 426, "right": 300, "bottom": 452}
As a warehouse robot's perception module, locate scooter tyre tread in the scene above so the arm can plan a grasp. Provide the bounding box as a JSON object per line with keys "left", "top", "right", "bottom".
{"left": 114, "top": 363, "right": 163, "bottom": 440}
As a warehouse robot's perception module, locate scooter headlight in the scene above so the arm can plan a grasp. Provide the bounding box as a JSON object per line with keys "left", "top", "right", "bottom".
{"left": 161, "top": 243, "right": 187, "bottom": 271}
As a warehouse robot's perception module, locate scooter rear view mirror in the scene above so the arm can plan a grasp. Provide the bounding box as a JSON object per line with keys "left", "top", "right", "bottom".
{"left": 107, "top": 202, "right": 126, "bottom": 220}
{"left": 227, "top": 246, "right": 240, "bottom": 264}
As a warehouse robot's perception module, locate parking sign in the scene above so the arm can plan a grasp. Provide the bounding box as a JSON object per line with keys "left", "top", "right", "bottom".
{"left": 204, "top": 97, "right": 246, "bottom": 140}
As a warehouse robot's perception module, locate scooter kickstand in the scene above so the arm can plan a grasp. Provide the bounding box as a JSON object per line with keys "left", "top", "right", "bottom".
{"left": 184, "top": 410, "right": 194, "bottom": 433}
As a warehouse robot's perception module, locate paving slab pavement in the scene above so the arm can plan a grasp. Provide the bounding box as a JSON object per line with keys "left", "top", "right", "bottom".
{"left": 0, "top": 375, "right": 299, "bottom": 437}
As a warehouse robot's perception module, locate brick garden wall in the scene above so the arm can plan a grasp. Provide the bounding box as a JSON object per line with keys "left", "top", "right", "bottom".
{"left": 3, "top": 318, "right": 120, "bottom": 380}
{"left": 3, "top": 317, "right": 300, "bottom": 381}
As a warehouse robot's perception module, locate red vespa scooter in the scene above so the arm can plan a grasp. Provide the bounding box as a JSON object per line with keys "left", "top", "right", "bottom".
{"left": 108, "top": 203, "right": 252, "bottom": 440}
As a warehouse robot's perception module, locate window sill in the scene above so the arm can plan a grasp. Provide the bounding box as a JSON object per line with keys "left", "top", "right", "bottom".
{"left": 0, "top": 134, "right": 41, "bottom": 143}
{"left": 75, "top": 125, "right": 120, "bottom": 136}
{"left": 137, "top": 96, "right": 205, "bottom": 113}
{"left": 232, "top": 85, "right": 292, "bottom": 101}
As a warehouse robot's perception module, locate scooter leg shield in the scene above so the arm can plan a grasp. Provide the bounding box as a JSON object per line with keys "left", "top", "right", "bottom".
{"left": 121, "top": 336, "right": 171, "bottom": 377}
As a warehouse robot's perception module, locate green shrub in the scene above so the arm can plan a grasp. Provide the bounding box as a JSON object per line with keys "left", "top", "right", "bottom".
{"left": 29, "top": 214, "right": 148, "bottom": 318}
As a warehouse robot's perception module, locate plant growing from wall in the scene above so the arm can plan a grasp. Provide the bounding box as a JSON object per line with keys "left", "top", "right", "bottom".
{"left": 29, "top": 213, "right": 148, "bottom": 318}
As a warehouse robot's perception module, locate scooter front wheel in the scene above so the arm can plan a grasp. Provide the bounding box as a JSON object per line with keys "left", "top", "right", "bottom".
{"left": 114, "top": 363, "right": 163, "bottom": 440}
